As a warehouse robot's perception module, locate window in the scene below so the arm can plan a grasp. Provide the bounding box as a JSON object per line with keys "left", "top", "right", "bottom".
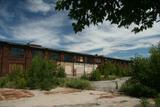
{"left": 95, "top": 58, "right": 101, "bottom": 63}
{"left": 50, "top": 53, "right": 60, "bottom": 61}
{"left": 64, "top": 54, "right": 73, "bottom": 62}
{"left": 10, "top": 47, "right": 24, "bottom": 58}
{"left": 86, "top": 57, "right": 93, "bottom": 63}
{"left": 76, "top": 56, "right": 84, "bottom": 62}
{"left": 32, "top": 50, "right": 43, "bottom": 57}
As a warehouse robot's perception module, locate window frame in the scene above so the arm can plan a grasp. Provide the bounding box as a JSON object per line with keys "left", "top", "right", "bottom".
{"left": 10, "top": 47, "right": 25, "bottom": 58}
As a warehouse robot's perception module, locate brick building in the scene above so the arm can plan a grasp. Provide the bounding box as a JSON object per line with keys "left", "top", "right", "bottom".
{"left": 0, "top": 40, "right": 130, "bottom": 77}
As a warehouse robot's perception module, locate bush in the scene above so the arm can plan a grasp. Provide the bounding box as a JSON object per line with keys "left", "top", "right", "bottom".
{"left": 80, "top": 74, "right": 89, "bottom": 80}
{"left": 0, "top": 56, "right": 66, "bottom": 90}
{"left": 89, "top": 62, "right": 129, "bottom": 81}
{"left": 140, "top": 98, "right": 150, "bottom": 107}
{"left": 131, "top": 43, "right": 160, "bottom": 92}
{"left": 65, "top": 79, "right": 91, "bottom": 90}
{"left": 56, "top": 66, "right": 66, "bottom": 78}
{"left": 121, "top": 79, "right": 157, "bottom": 98}
{"left": 89, "top": 70, "right": 101, "bottom": 81}
{"left": 155, "top": 94, "right": 160, "bottom": 107}
{"left": 0, "top": 66, "right": 27, "bottom": 89}
{"left": 26, "top": 56, "right": 63, "bottom": 90}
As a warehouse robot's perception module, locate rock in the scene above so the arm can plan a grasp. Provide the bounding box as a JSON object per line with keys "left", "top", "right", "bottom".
{"left": 0, "top": 88, "right": 34, "bottom": 101}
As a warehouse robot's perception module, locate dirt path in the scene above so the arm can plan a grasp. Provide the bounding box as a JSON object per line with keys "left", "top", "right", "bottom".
{"left": 0, "top": 87, "right": 140, "bottom": 107}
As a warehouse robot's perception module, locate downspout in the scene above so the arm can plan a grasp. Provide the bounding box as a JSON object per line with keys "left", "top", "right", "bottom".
{"left": 84, "top": 56, "right": 86, "bottom": 75}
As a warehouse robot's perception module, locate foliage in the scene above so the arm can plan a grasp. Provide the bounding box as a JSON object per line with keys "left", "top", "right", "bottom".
{"left": 98, "top": 62, "right": 130, "bottom": 78}
{"left": 80, "top": 73, "right": 89, "bottom": 80}
{"left": 0, "top": 67, "right": 27, "bottom": 89}
{"left": 88, "top": 61, "right": 130, "bottom": 81}
{"left": 56, "top": 0, "right": 160, "bottom": 33}
{"left": 26, "top": 56, "right": 65, "bottom": 90}
{"left": 155, "top": 94, "right": 160, "bottom": 107}
{"left": 131, "top": 44, "right": 160, "bottom": 92}
{"left": 65, "top": 79, "right": 91, "bottom": 90}
{"left": 121, "top": 79, "right": 157, "bottom": 98}
{"left": 0, "top": 56, "right": 66, "bottom": 90}
{"left": 56, "top": 66, "right": 66, "bottom": 78}
{"left": 140, "top": 98, "right": 150, "bottom": 107}
{"left": 89, "top": 69, "right": 101, "bottom": 81}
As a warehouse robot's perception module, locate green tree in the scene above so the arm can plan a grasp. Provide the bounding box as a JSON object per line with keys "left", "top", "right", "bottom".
{"left": 131, "top": 43, "right": 160, "bottom": 92}
{"left": 56, "top": 0, "right": 160, "bottom": 33}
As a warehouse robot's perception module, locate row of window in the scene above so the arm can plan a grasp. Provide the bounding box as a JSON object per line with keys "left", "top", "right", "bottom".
{"left": 10, "top": 47, "right": 102, "bottom": 63}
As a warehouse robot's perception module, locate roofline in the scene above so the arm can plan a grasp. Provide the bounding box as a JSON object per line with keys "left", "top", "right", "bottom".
{"left": 0, "top": 40, "right": 103, "bottom": 58}
{"left": 105, "top": 57, "right": 131, "bottom": 62}
{"left": 0, "top": 40, "right": 131, "bottom": 62}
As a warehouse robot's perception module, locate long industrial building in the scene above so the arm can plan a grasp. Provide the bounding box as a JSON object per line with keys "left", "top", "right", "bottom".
{"left": 0, "top": 40, "right": 130, "bottom": 77}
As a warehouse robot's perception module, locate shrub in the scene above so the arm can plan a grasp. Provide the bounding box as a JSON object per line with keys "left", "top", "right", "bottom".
{"left": 89, "top": 70, "right": 101, "bottom": 81}
{"left": 56, "top": 66, "right": 66, "bottom": 78}
{"left": 155, "top": 94, "right": 160, "bottom": 107}
{"left": 140, "top": 98, "right": 150, "bottom": 107}
{"left": 121, "top": 79, "right": 157, "bottom": 98}
{"left": 0, "top": 67, "right": 27, "bottom": 89}
{"left": 65, "top": 79, "right": 91, "bottom": 90}
{"left": 97, "top": 61, "right": 130, "bottom": 80}
{"left": 0, "top": 56, "right": 66, "bottom": 90}
{"left": 131, "top": 43, "right": 160, "bottom": 92}
{"left": 80, "top": 74, "right": 89, "bottom": 80}
{"left": 26, "top": 56, "right": 61, "bottom": 90}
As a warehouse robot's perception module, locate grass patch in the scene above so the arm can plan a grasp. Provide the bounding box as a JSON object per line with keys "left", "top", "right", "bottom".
{"left": 65, "top": 79, "right": 92, "bottom": 90}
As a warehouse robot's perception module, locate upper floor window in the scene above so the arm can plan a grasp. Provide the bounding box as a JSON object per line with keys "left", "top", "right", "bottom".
{"left": 32, "top": 49, "right": 43, "bottom": 57}
{"left": 64, "top": 54, "right": 73, "bottom": 62}
{"left": 95, "top": 58, "right": 101, "bottom": 63}
{"left": 10, "top": 47, "right": 25, "bottom": 58}
{"left": 76, "top": 56, "right": 84, "bottom": 62}
{"left": 50, "top": 53, "right": 60, "bottom": 61}
{"left": 86, "top": 57, "right": 94, "bottom": 63}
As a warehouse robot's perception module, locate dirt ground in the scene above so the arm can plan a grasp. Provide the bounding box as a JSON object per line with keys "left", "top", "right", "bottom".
{"left": 0, "top": 87, "right": 141, "bottom": 107}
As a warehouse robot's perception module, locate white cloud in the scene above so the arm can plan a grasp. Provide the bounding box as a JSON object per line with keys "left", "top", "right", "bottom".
{"left": 4, "top": 8, "right": 160, "bottom": 59}
{"left": 10, "top": 14, "right": 69, "bottom": 48}
{"left": 26, "top": 0, "right": 54, "bottom": 13}
{"left": 63, "top": 22, "right": 160, "bottom": 56}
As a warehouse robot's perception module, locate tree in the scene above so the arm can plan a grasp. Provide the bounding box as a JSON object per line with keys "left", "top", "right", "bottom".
{"left": 56, "top": 0, "right": 160, "bottom": 33}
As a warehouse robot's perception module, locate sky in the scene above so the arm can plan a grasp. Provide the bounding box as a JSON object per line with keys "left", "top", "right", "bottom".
{"left": 0, "top": 0, "right": 160, "bottom": 60}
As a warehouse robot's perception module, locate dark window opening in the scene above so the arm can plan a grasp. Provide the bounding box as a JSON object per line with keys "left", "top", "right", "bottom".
{"left": 32, "top": 50, "right": 43, "bottom": 57}
{"left": 10, "top": 47, "right": 25, "bottom": 58}
{"left": 86, "top": 57, "right": 94, "bottom": 63}
{"left": 50, "top": 53, "right": 60, "bottom": 61}
{"left": 64, "top": 54, "right": 73, "bottom": 62}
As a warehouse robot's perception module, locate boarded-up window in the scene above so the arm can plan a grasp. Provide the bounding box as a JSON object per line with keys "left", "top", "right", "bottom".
{"left": 76, "top": 56, "right": 84, "bottom": 62}
{"left": 9, "top": 64, "right": 24, "bottom": 73}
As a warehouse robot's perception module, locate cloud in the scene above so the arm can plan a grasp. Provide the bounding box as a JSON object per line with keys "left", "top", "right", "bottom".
{"left": 26, "top": 0, "right": 54, "bottom": 13}
{"left": 10, "top": 13, "right": 71, "bottom": 49}
{"left": 62, "top": 22, "right": 160, "bottom": 57}
{"left": 0, "top": 0, "right": 160, "bottom": 59}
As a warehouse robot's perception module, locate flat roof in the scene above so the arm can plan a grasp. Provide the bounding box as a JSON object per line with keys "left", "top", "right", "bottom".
{"left": 0, "top": 40, "right": 130, "bottom": 62}
{"left": 0, "top": 40, "right": 102, "bottom": 58}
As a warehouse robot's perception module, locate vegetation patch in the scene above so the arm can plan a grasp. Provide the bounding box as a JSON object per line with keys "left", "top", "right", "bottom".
{"left": 121, "top": 79, "right": 157, "bottom": 98}
{"left": 81, "top": 61, "right": 131, "bottom": 81}
{"left": 65, "top": 79, "right": 92, "bottom": 90}
{"left": 0, "top": 56, "right": 66, "bottom": 90}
